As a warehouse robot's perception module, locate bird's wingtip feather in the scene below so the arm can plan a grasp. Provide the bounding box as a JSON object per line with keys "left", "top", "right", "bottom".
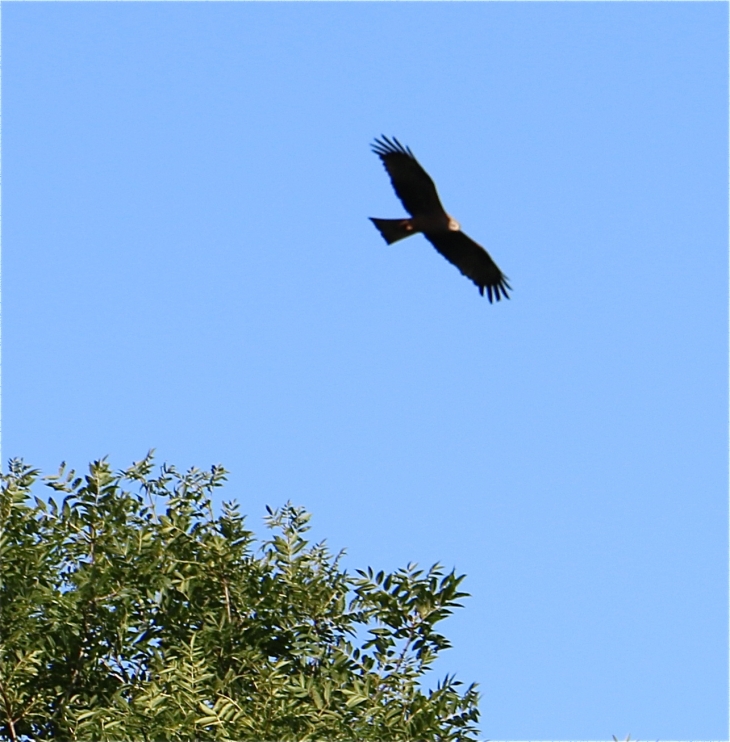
{"left": 371, "top": 135, "right": 414, "bottom": 159}
{"left": 479, "top": 279, "right": 511, "bottom": 302}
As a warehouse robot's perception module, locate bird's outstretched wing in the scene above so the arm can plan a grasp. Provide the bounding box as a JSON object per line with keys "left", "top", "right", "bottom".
{"left": 371, "top": 136, "right": 446, "bottom": 218}
{"left": 424, "top": 230, "right": 511, "bottom": 302}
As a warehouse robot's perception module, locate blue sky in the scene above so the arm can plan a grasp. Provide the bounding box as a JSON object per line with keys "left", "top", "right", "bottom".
{"left": 4, "top": 2, "right": 728, "bottom": 739}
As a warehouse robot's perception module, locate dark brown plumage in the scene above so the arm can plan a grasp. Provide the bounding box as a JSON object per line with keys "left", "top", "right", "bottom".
{"left": 370, "top": 136, "right": 510, "bottom": 302}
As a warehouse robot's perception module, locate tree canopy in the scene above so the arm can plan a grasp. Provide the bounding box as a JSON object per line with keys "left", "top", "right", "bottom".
{"left": 0, "top": 454, "right": 480, "bottom": 741}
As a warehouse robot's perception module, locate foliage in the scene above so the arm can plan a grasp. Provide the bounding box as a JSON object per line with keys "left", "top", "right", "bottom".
{"left": 0, "top": 454, "right": 479, "bottom": 741}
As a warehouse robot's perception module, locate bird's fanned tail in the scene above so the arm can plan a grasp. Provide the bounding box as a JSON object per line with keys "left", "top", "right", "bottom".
{"left": 369, "top": 218, "right": 414, "bottom": 245}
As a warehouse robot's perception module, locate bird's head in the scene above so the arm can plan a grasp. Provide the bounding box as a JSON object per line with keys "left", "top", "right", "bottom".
{"left": 447, "top": 217, "right": 461, "bottom": 232}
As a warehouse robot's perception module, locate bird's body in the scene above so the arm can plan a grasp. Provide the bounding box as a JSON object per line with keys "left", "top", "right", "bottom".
{"left": 369, "top": 136, "right": 510, "bottom": 302}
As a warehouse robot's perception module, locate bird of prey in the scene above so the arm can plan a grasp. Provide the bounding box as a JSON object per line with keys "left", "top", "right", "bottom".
{"left": 370, "top": 136, "right": 510, "bottom": 302}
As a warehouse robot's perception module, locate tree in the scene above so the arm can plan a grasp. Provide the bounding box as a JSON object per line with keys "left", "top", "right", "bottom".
{"left": 0, "top": 454, "right": 480, "bottom": 741}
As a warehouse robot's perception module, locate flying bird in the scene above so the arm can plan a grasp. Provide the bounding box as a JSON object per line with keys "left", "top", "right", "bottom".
{"left": 370, "top": 136, "right": 510, "bottom": 302}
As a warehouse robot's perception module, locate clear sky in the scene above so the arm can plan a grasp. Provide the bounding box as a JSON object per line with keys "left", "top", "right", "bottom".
{"left": 4, "top": 2, "right": 728, "bottom": 739}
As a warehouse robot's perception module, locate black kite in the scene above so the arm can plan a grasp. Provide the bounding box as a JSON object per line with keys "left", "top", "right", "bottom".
{"left": 370, "top": 136, "right": 510, "bottom": 302}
